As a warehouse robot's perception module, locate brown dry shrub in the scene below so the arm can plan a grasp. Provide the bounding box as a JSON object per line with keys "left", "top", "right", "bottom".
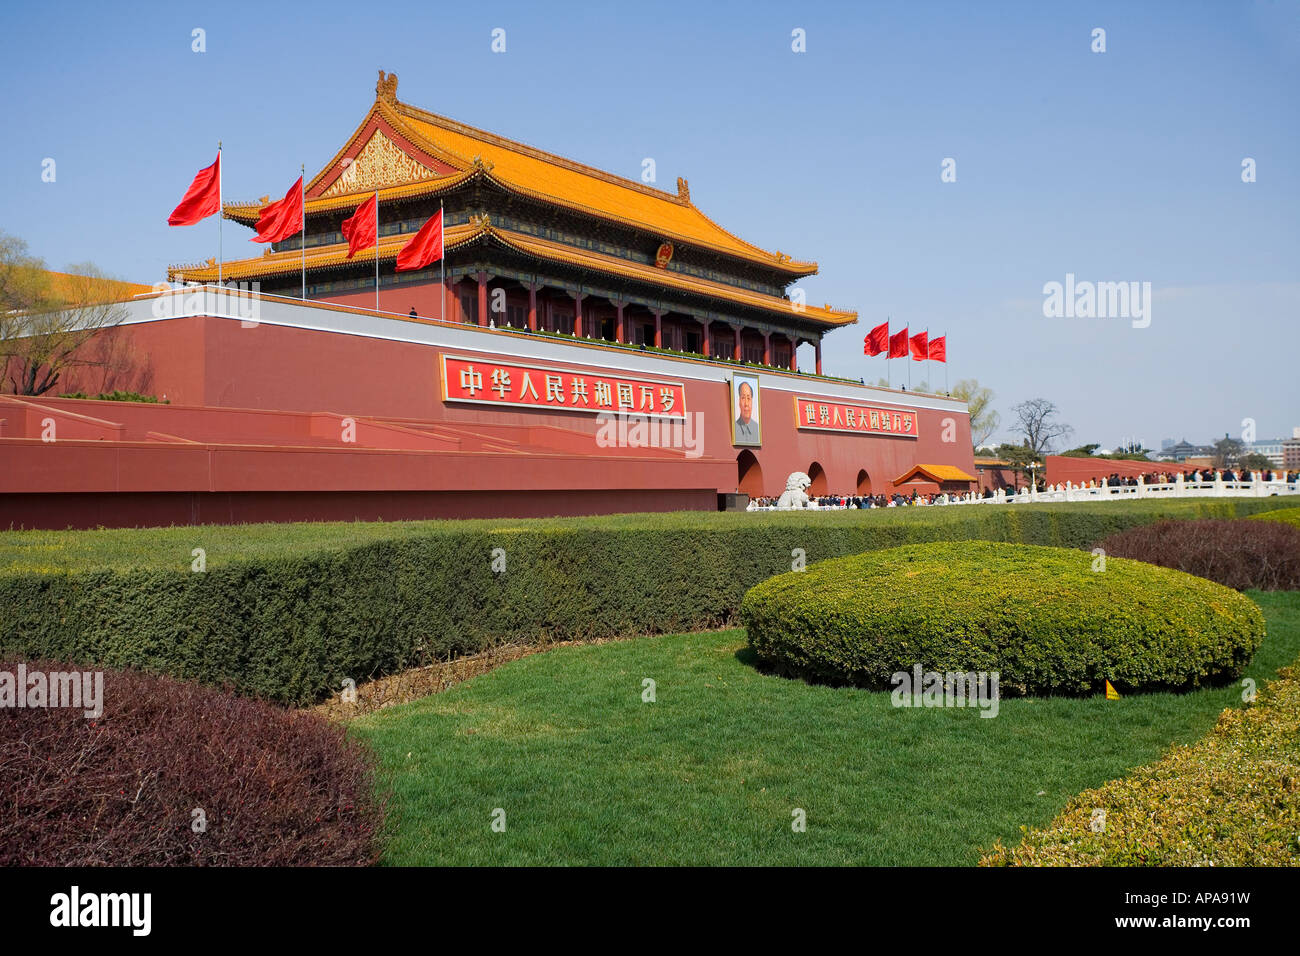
{"left": 1095, "top": 518, "right": 1300, "bottom": 591}
{"left": 0, "top": 660, "right": 385, "bottom": 866}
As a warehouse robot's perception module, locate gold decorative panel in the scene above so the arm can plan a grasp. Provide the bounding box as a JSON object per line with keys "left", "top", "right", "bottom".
{"left": 323, "top": 130, "right": 437, "bottom": 197}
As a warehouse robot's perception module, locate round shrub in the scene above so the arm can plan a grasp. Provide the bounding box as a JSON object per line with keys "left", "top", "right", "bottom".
{"left": 1249, "top": 506, "right": 1300, "bottom": 530}
{"left": 740, "top": 541, "right": 1264, "bottom": 696}
{"left": 1097, "top": 518, "right": 1300, "bottom": 591}
{"left": 0, "top": 660, "right": 386, "bottom": 866}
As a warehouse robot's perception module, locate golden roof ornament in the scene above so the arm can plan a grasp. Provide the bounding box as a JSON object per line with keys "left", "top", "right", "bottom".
{"left": 469, "top": 154, "right": 495, "bottom": 173}
{"left": 468, "top": 213, "right": 492, "bottom": 229}
{"left": 676, "top": 177, "right": 690, "bottom": 202}
{"left": 376, "top": 70, "right": 398, "bottom": 104}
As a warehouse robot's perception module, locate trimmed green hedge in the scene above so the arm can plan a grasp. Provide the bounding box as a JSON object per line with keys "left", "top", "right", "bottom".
{"left": 740, "top": 541, "right": 1264, "bottom": 695}
{"left": 0, "top": 500, "right": 1286, "bottom": 705}
{"left": 1250, "top": 506, "right": 1300, "bottom": 530}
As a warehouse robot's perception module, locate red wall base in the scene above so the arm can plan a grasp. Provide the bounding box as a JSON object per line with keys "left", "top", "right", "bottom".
{"left": 0, "top": 488, "right": 720, "bottom": 531}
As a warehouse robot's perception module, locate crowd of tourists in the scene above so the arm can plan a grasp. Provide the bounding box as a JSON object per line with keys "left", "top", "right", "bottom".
{"left": 747, "top": 492, "right": 959, "bottom": 510}
{"left": 745, "top": 466, "right": 1299, "bottom": 511}
{"left": 1070, "top": 468, "right": 1298, "bottom": 489}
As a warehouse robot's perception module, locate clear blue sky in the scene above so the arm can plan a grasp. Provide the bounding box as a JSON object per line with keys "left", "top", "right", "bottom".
{"left": 2, "top": 0, "right": 1296, "bottom": 449}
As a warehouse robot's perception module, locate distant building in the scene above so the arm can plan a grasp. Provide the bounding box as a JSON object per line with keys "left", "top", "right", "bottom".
{"left": 1246, "top": 439, "right": 1286, "bottom": 468}
{"left": 1284, "top": 427, "right": 1300, "bottom": 469}
{"left": 1162, "top": 439, "right": 1212, "bottom": 462}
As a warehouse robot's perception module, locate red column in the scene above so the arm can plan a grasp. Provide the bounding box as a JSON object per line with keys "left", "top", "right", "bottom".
{"left": 571, "top": 292, "right": 585, "bottom": 336}
{"left": 448, "top": 278, "right": 462, "bottom": 323}
{"left": 789, "top": 336, "right": 798, "bottom": 372}
{"left": 653, "top": 310, "right": 663, "bottom": 348}
{"left": 699, "top": 318, "right": 709, "bottom": 357}
{"left": 527, "top": 282, "right": 538, "bottom": 331}
{"left": 815, "top": 337, "right": 823, "bottom": 376}
{"left": 615, "top": 301, "right": 626, "bottom": 343}
{"left": 762, "top": 331, "right": 771, "bottom": 366}
{"left": 732, "top": 324, "right": 742, "bottom": 361}
{"left": 476, "top": 271, "right": 488, "bottom": 327}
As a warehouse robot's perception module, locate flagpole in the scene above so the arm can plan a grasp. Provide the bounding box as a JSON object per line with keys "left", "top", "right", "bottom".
{"left": 439, "top": 199, "right": 445, "bottom": 323}
{"left": 217, "top": 141, "right": 223, "bottom": 287}
{"left": 300, "top": 164, "right": 306, "bottom": 300}
{"left": 925, "top": 326, "right": 930, "bottom": 394}
{"left": 944, "top": 331, "right": 949, "bottom": 393}
{"left": 374, "top": 189, "right": 380, "bottom": 314}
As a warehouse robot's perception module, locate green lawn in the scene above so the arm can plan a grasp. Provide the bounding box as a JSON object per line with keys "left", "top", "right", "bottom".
{"left": 353, "top": 591, "right": 1300, "bottom": 866}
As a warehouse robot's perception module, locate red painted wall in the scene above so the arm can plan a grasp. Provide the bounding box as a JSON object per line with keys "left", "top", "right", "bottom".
{"left": 8, "top": 304, "right": 975, "bottom": 527}
{"left": 169, "top": 317, "right": 969, "bottom": 496}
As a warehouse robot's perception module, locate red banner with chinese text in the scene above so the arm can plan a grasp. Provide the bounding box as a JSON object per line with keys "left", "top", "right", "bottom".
{"left": 794, "top": 395, "right": 919, "bottom": 438}
{"left": 441, "top": 356, "right": 688, "bottom": 418}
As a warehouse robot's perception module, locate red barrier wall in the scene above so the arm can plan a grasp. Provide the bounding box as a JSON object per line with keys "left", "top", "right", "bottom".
{"left": 3, "top": 301, "right": 976, "bottom": 527}
{"left": 1045, "top": 455, "right": 1194, "bottom": 485}
{"left": 48, "top": 314, "right": 971, "bottom": 498}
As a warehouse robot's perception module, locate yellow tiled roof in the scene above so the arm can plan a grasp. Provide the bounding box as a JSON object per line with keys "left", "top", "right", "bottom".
{"left": 394, "top": 103, "right": 817, "bottom": 275}
{"left": 167, "top": 221, "right": 856, "bottom": 326}
{"left": 893, "top": 463, "right": 978, "bottom": 485}
{"left": 168, "top": 223, "right": 483, "bottom": 282}
{"left": 224, "top": 89, "right": 819, "bottom": 277}
{"left": 225, "top": 169, "right": 477, "bottom": 222}
{"left": 491, "top": 229, "right": 854, "bottom": 325}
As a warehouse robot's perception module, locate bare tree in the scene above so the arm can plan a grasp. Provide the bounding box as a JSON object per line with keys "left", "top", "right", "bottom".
{"left": 1012, "top": 398, "right": 1073, "bottom": 456}
{"left": 1, "top": 232, "right": 130, "bottom": 396}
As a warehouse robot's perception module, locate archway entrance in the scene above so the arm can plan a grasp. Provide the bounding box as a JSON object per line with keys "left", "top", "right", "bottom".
{"left": 807, "top": 461, "right": 828, "bottom": 496}
{"left": 737, "top": 450, "right": 764, "bottom": 497}
{"left": 856, "top": 469, "right": 872, "bottom": 495}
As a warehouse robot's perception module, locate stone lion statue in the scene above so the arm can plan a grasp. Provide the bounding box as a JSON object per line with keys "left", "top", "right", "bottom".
{"left": 776, "top": 472, "right": 812, "bottom": 510}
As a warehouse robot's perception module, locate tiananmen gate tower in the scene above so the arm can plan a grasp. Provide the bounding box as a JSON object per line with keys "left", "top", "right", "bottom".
{"left": 0, "top": 71, "right": 976, "bottom": 529}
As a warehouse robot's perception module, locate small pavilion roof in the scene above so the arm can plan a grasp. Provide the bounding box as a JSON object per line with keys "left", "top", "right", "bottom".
{"left": 893, "top": 463, "right": 977, "bottom": 485}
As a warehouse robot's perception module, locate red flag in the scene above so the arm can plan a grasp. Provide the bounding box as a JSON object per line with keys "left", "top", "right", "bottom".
{"left": 928, "top": 335, "right": 947, "bottom": 363}
{"left": 396, "top": 209, "right": 444, "bottom": 272}
{"left": 863, "top": 321, "right": 889, "bottom": 356}
{"left": 167, "top": 152, "right": 221, "bottom": 226}
{"left": 910, "top": 330, "right": 928, "bottom": 361}
{"left": 250, "top": 176, "right": 304, "bottom": 244}
{"left": 341, "top": 194, "right": 377, "bottom": 259}
{"left": 888, "top": 327, "right": 909, "bottom": 359}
